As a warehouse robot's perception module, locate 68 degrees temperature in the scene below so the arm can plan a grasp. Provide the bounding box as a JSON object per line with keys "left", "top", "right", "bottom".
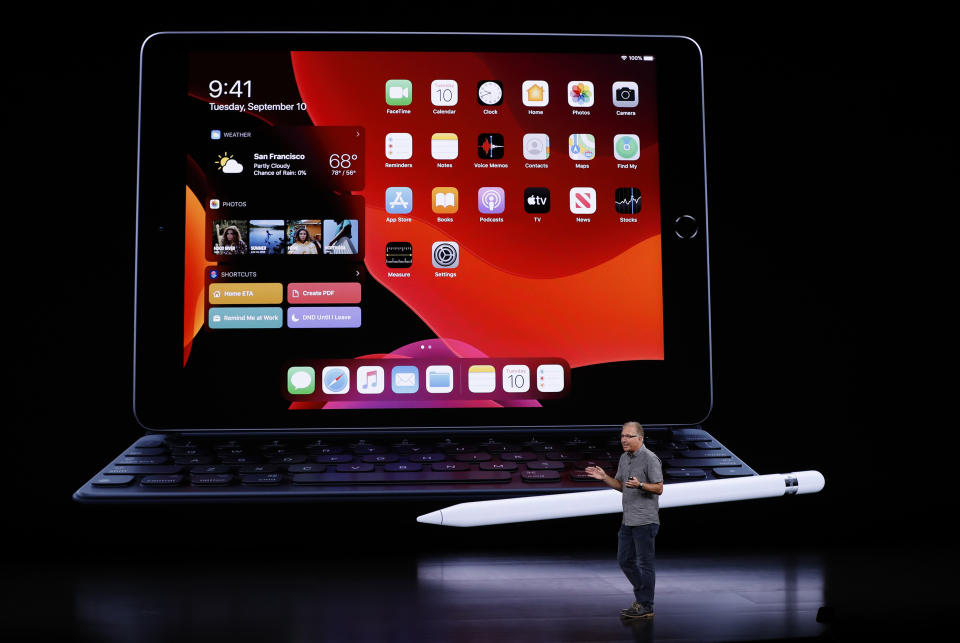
{"left": 329, "top": 153, "right": 359, "bottom": 176}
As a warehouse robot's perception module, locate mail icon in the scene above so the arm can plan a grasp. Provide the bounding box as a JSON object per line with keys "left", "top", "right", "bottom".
{"left": 391, "top": 365, "right": 419, "bottom": 393}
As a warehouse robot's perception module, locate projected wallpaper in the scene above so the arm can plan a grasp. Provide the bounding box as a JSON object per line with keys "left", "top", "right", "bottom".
{"left": 183, "top": 50, "right": 663, "bottom": 411}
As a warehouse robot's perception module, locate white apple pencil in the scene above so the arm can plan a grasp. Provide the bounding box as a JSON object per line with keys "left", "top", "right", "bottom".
{"left": 416, "top": 471, "right": 825, "bottom": 527}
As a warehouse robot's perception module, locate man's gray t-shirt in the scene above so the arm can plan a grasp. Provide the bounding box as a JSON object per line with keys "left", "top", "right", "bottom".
{"left": 615, "top": 445, "right": 663, "bottom": 526}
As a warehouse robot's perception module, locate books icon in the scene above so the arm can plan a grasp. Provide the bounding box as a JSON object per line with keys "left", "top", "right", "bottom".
{"left": 432, "top": 187, "right": 459, "bottom": 214}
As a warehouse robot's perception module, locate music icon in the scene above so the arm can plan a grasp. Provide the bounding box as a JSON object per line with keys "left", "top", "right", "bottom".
{"left": 357, "top": 366, "right": 385, "bottom": 394}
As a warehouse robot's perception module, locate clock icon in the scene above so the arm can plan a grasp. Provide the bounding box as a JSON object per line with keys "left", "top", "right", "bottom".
{"left": 477, "top": 80, "right": 503, "bottom": 106}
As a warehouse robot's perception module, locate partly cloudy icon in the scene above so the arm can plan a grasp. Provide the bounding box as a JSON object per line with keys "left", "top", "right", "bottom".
{"left": 223, "top": 159, "right": 244, "bottom": 174}
{"left": 216, "top": 152, "right": 243, "bottom": 174}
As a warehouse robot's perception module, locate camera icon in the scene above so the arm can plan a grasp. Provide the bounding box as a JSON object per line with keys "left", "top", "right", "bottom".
{"left": 612, "top": 81, "right": 639, "bottom": 108}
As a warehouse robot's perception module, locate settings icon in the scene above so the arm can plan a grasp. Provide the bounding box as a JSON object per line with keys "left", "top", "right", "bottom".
{"left": 432, "top": 241, "right": 460, "bottom": 269}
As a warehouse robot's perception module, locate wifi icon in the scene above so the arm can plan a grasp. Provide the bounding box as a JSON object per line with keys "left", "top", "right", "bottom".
{"left": 615, "top": 188, "right": 642, "bottom": 214}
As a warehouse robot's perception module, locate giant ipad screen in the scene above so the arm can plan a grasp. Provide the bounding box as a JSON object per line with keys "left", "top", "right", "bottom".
{"left": 184, "top": 50, "right": 662, "bottom": 415}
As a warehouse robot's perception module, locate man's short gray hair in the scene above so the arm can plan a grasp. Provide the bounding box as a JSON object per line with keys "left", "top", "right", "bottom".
{"left": 623, "top": 421, "right": 644, "bottom": 438}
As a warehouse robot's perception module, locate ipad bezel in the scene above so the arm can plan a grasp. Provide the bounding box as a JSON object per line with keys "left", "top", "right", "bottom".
{"left": 133, "top": 32, "right": 712, "bottom": 433}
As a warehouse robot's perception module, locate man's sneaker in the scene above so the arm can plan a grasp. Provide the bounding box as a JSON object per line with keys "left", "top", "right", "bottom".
{"left": 621, "top": 604, "right": 654, "bottom": 619}
{"left": 620, "top": 601, "right": 639, "bottom": 615}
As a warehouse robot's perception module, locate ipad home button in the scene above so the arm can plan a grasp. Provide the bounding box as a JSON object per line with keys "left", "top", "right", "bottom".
{"left": 674, "top": 214, "right": 699, "bottom": 239}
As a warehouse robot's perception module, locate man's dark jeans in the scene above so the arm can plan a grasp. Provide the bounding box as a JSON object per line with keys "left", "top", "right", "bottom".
{"left": 618, "top": 523, "right": 659, "bottom": 608}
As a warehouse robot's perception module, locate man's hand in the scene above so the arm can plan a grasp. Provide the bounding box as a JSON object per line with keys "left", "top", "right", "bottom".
{"left": 584, "top": 466, "right": 606, "bottom": 480}
{"left": 625, "top": 476, "right": 641, "bottom": 488}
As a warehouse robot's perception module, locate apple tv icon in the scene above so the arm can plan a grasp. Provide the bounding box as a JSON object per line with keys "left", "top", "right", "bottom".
{"left": 524, "top": 187, "right": 550, "bottom": 214}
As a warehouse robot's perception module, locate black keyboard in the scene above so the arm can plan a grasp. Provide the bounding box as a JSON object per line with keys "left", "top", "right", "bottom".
{"left": 75, "top": 427, "right": 757, "bottom": 502}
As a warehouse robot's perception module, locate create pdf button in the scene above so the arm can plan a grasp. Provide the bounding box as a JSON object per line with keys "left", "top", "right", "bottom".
{"left": 287, "top": 282, "right": 361, "bottom": 304}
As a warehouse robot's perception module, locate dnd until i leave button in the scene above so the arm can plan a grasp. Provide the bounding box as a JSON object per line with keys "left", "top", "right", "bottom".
{"left": 288, "top": 307, "right": 362, "bottom": 328}
{"left": 209, "top": 307, "right": 283, "bottom": 329}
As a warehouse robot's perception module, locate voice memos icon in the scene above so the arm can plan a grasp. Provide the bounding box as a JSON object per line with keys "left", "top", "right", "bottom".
{"left": 614, "top": 188, "right": 642, "bottom": 215}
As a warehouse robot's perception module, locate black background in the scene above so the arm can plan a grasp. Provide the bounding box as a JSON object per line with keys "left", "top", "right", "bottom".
{"left": 8, "top": 8, "right": 952, "bottom": 639}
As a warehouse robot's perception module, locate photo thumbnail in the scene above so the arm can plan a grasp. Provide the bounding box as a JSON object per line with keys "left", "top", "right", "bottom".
{"left": 248, "top": 220, "right": 286, "bottom": 255}
{"left": 213, "top": 220, "right": 249, "bottom": 255}
{"left": 323, "top": 219, "right": 359, "bottom": 255}
{"left": 286, "top": 220, "right": 324, "bottom": 255}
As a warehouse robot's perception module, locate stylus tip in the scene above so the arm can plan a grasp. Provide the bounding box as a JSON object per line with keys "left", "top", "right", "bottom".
{"left": 417, "top": 510, "right": 443, "bottom": 525}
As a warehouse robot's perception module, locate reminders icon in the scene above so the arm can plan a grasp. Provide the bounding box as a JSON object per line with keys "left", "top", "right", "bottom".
{"left": 468, "top": 365, "right": 496, "bottom": 393}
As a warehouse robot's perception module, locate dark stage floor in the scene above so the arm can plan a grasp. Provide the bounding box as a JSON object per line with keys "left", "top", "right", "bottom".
{"left": 7, "top": 543, "right": 949, "bottom": 642}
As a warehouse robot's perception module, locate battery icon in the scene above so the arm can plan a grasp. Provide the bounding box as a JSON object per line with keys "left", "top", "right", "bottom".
{"left": 643, "top": 56, "right": 654, "bottom": 62}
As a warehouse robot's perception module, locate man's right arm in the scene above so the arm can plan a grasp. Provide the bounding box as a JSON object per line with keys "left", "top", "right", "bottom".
{"left": 584, "top": 466, "right": 623, "bottom": 491}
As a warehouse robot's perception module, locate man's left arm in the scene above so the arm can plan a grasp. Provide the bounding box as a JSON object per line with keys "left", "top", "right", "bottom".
{"left": 639, "top": 454, "right": 664, "bottom": 495}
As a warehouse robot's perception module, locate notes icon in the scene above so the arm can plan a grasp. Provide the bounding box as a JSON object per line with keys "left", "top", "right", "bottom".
{"left": 468, "top": 365, "right": 496, "bottom": 393}
{"left": 431, "top": 133, "right": 459, "bottom": 160}
{"left": 357, "top": 366, "right": 384, "bottom": 394}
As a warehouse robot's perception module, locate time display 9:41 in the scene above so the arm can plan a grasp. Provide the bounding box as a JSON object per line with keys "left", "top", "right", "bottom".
{"left": 209, "top": 80, "right": 252, "bottom": 99}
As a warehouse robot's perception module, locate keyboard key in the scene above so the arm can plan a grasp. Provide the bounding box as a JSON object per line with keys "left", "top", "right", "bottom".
{"left": 240, "top": 473, "right": 283, "bottom": 485}
{"left": 444, "top": 444, "right": 479, "bottom": 454}
{"left": 240, "top": 464, "right": 281, "bottom": 474}
{"left": 315, "top": 454, "right": 354, "bottom": 464}
{"left": 171, "top": 447, "right": 212, "bottom": 456}
{"left": 665, "top": 468, "right": 707, "bottom": 479}
{"left": 521, "top": 470, "right": 561, "bottom": 483}
{"left": 713, "top": 467, "right": 749, "bottom": 478}
{"left": 479, "top": 462, "right": 518, "bottom": 472}
{"left": 394, "top": 444, "right": 428, "bottom": 455}
{"left": 678, "top": 449, "right": 732, "bottom": 459}
{"left": 291, "top": 470, "right": 512, "bottom": 484}
{"left": 694, "top": 440, "right": 722, "bottom": 450}
{"left": 140, "top": 475, "right": 184, "bottom": 486}
{"left": 286, "top": 463, "right": 325, "bottom": 473}
{"left": 190, "top": 474, "right": 234, "bottom": 486}
{"left": 336, "top": 463, "right": 376, "bottom": 473}
{"left": 362, "top": 454, "right": 400, "bottom": 464}
{"left": 308, "top": 446, "right": 344, "bottom": 455}
{"left": 174, "top": 456, "right": 215, "bottom": 466}
{"left": 117, "top": 456, "right": 170, "bottom": 466}
{"left": 527, "top": 461, "right": 565, "bottom": 470}
{"left": 92, "top": 475, "right": 134, "bottom": 486}
{"left": 352, "top": 444, "right": 388, "bottom": 455}
{"left": 409, "top": 453, "right": 446, "bottom": 462}
{"left": 133, "top": 436, "right": 167, "bottom": 448}
{"left": 546, "top": 451, "right": 582, "bottom": 461}
{"left": 385, "top": 463, "right": 422, "bottom": 472}
{"left": 125, "top": 448, "right": 166, "bottom": 456}
{"left": 499, "top": 452, "right": 537, "bottom": 462}
{"left": 220, "top": 456, "right": 262, "bottom": 465}
{"left": 189, "top": 465, "right": 232, "bottom": 475}
{"left": 107, "top": 465, "right": 182, "bottom": 475}
{"left": 671, "top": 428, "right": 713, "bottom": 441}
{"left": 217, "top": 447, "right": 251, "bottom": 457}
{"left": 455, "top": 453, "right": 491, "bottom": 462}
{"left": 667, "top": 458, "right": 739, "bottom": 468}
{"left": 432, "top": 463, "right": 469, "bottom": 472}
{"left": 270, "top": 454, "right": 308, "bottom": 465}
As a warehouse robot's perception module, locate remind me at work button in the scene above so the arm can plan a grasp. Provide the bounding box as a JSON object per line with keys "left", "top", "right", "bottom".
{"left": 287, "top": 307, "right": 362, "bottom": 328}
{"left": 209, "top": 307, "right": 283, "bottom": 329}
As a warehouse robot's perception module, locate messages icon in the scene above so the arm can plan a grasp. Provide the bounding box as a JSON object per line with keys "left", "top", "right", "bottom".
{"left": 468, "top": 365, "right": 496, "bottom": 393}
{"left": 287, "top": 366, "right": 316, "bottom": 395}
